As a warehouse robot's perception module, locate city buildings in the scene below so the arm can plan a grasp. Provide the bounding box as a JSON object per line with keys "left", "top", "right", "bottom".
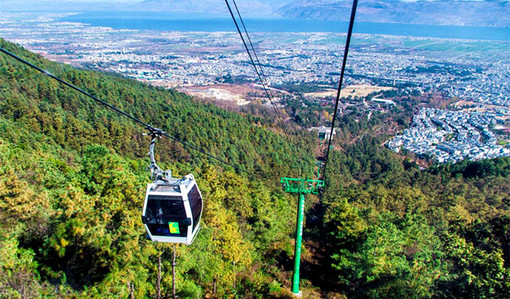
{"left": 387, "top": 108, "right": 510, "bottom": 163}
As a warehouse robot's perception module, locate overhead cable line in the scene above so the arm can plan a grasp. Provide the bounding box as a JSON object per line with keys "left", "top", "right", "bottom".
{"left": 323, "top": 0, "right": 359, "bottom": 178}
{"left": 224, "top": 0, "right": 281, "bottom": 119}
{"left": 231, "top": 0, "right": 270, "bottom": 90}
{"left": 229, "top": 0, "right": 316, "bottom": 174}
{"left": 0, "top": 47, "right": 248, "bottom": 174}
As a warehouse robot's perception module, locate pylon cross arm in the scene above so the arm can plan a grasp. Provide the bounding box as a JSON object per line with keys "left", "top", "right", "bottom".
{"left": 280, "top": 177, "right": 324, "bottom": 194}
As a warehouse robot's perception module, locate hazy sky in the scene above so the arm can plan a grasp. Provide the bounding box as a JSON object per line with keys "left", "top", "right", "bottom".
{"left": 0, "top": 0, "right": 503, "bottom": 4}
{"left": 3, "top": 0, "right": 139, "bottom": 3}
{"left": 0, "top": 0, "right": 140, "bottom": 9}
{"left": 0, "top": 0, "right": 140, "bottom": 4}
{"left": 1, "top": 0, "right": 505, "bottom": 8}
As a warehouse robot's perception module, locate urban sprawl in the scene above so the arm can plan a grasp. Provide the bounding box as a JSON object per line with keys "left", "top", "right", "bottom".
{"left": 1, "top": 12, "right": 509, "bottom": 163}
{"left": 387, "top": 108, "right": 509, "bottom": 163}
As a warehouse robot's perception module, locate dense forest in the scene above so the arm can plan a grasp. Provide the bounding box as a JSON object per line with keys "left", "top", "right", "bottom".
{"left": 1, "top": 39, "right": 509, "bottom": 298}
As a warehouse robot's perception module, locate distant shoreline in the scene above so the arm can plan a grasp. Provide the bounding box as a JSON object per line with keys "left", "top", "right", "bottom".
{"left": 61, "top": 12, "right": 510, "bottom": 42}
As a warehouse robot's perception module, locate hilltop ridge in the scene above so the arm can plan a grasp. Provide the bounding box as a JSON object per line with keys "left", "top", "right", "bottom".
{"left": 1, "top": 35, "right": 510, "bottom": 298}
{"left": 277, "top": 0, "right": 510, "bottom": 27}
{"left": 0, "top": 38, "right": 315, "bottom": 177}
{"left": 3, "top": 0, "right": 509, "bottom": 27}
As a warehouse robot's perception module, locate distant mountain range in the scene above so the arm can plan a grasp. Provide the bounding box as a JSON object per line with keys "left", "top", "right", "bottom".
{"left": 277, "top": 0, "right": 510, "bottom": 27}
{"left": 0, "top": 0, "right": 292, "bottom": 16}
{"left": 3, "top": 0, "right": 509, "bottom": 27}
{"left": 128, "top": 0, "right": 294, "bottom": 16}
{"left": 131, "top": 0, "right": 266, "bottom": 15}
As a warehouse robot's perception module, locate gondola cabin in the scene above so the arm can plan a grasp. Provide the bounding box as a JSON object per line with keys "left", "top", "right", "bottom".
{"left": 142, "top": 174, "right": 203, "bottom": 245}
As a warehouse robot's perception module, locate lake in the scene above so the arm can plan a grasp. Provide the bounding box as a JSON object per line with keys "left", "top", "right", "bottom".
{"left": 62, "top": 12, "right": 510, "bottom": 42}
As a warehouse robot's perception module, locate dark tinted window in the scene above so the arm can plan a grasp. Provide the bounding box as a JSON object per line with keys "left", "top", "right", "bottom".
{"left": 188, "top": 185, "right": 202, "bottom": 231}
{"left": 146, "top": 195, "right": 185, "bottom": 218}
{"left": 146, "top": 195, "right": 188, "bottom": 237}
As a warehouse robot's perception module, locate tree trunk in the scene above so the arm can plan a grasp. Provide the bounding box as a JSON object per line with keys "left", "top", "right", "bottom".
{"left": 129, "top": 282, "right": 135, "bottom": 299}
{"left": 172, "top": 244, "right": 177, "bottom": 299}
{"left": 157, "top": 255, "right": 162, "bottom": 299}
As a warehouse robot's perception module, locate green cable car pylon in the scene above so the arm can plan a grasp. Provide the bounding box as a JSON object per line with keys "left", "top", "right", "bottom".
{"left": 280, "top": 177, "right": 324, "bottom": 296}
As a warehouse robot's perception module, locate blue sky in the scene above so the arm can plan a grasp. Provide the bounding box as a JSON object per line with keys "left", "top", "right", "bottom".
{"left": 1, "top": 0, "right": 504, "bottom": 9}
{"left": 1, "top": 0, "right": 502, "bottom": 4}
{"left": 0, "top": 0, "right": 139, "bottom": 4}
{"left": 2, "top": 0, "right": 140, "bottom": 3}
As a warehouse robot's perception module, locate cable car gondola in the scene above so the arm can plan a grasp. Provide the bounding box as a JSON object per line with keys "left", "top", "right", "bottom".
{"left": 141, "top": 131, "right": 203, "bottom": 245}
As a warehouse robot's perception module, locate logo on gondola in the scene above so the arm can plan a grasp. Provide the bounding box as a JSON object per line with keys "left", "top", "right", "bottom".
{"left": 169, "top": 222, "right": 180, "bottom": 234}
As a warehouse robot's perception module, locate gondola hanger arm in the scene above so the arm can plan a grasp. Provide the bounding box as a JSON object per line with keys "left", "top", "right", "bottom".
{"left": 144, "top": 128, "right": 171, "bottom": 182}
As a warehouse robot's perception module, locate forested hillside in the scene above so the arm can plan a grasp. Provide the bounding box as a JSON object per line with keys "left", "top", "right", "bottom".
{"left": 310, "top": 108, "right": 510, "bottom": 297}
{"left": 1, "top": 38, "right": 510, "bottom": 298}
{"left": 0, "top": 38, "right": 316, "bottom": 298}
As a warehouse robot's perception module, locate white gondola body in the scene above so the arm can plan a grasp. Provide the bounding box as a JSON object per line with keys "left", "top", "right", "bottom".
{"left": 142, "top": 174, "right": 203, "bottom": 245}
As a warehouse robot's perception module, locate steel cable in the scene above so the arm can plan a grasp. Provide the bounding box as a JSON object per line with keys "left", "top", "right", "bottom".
{"left": 0, "top": 47, "right": 248, "bottom": 174}
{"left": 224, "top": 0, "right": 281, "bottom": 119}
{"left": 323, "top": 0, "right": 359, "bottom": 179}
